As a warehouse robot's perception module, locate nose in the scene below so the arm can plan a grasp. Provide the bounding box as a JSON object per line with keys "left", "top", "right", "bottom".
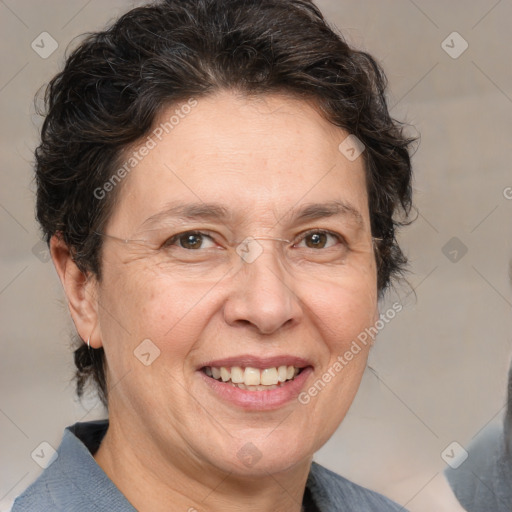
{"left": 223, "top": 242, "right": 302, "bottom": 335}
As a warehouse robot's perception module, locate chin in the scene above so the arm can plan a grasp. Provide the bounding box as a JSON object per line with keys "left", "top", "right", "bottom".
{"left": 220, "top": 427, "right": 319, "bottom": 478}
{"left": 227, "top": 450, "right": 312, "bottom": 479}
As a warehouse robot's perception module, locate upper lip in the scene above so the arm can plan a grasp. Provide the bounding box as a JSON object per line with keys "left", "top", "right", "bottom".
{"left": 199, "top": 355, "right": 312, "bottom": 370}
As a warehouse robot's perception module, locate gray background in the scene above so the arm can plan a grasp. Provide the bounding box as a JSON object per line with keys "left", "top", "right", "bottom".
{"left": 1, "top": 1, "right": 511, "bottom": 511}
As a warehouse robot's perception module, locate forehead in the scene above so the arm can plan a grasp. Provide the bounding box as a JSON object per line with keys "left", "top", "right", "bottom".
{"left": 107, "top": 90, "right": 369, "bottom": 232}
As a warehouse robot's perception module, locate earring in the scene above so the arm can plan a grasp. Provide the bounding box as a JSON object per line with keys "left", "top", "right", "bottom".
{"left": 87, "top": 336, "right": 91, "bottom": 348}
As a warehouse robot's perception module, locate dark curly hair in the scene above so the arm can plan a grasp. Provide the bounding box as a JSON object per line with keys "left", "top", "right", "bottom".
{"left": 35, "top": 0, "right": 415, "bottom": 407}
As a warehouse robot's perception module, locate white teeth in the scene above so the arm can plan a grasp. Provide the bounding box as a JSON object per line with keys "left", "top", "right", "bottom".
{"left": 261, "top": 367, "right": 278, "bottom": 385}
{"left": 231, "top": 366, "right": 244, "bottom": 384}
{"left": 204, "top": 364, "right": 302, "bottom": 390}
{"left": 220, "top": 367, "right": 230, "bottom": 382}
{"left": 244, "top": 367, "right": 261, "bottom": 386}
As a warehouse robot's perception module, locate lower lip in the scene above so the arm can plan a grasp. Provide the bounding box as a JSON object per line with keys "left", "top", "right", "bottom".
{"left": 199, "top": 367, "right": 313, "bottom": 410}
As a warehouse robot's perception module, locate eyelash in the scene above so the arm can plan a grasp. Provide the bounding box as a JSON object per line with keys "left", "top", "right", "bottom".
{"left": 163, "top": 229, "right": 347, "bottom": 250}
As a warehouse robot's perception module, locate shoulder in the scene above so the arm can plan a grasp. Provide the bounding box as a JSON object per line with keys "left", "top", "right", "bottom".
{"left": 10, "top": 448, "right": 63, "bottom": 512}
{"left": 307, "top": 462, "right": 407, "bottom": 511}
{"left": 11, "top": 420, "right": 135, "bottom": 512}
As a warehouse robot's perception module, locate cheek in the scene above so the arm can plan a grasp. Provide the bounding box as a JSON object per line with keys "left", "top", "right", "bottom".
{"left": 97, "top": 271, "right": 216, "bottom": 412}
{"left": 99, "top": 269, "right": 215, "bottom": 361}
{"left": 296, "top": 280, "right": 376, "bottom": 447}
{"left": 305, "top": 270, "right": 378, "bottom": 349}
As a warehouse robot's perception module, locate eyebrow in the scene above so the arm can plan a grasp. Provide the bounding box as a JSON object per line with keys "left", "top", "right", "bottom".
{"left": 140, "top": 199, "right": 364, "bottom": 229}
{"left": 291, "top": 200, "right": 364, "bottom": 227}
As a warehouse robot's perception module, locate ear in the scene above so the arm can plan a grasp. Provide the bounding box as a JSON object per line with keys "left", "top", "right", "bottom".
{"left": 50, "top": 233, "right": 102, "bottom": 349}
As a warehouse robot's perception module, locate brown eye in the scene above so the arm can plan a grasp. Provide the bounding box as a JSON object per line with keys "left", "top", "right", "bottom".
{"left": 305, "top": 232, "right": 328, "bottom": 248}
{"left": 164, "top": 231, "right": 216, "bottom": 250}
{"left": 179, "top": 233, "right": 203, "bottom": 249}
{"left": 297, "top": 230, "right": 341, "bottom": 249}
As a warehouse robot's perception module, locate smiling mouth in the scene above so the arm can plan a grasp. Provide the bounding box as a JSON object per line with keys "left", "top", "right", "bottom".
{"left": 201, "top": 365, "right": 304, "bottom": 391}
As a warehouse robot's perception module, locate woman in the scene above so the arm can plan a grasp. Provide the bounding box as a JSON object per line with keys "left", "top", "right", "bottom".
{"left": 13, "top": 0, "right": 415, "bottom": 510}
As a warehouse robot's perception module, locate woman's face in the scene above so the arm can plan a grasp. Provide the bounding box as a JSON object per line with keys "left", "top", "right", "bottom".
{"left": 94, "top": 90, "right": 378, "bottom": 476}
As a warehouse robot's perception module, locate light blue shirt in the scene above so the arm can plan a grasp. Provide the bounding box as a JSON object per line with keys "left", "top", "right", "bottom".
{"left": 12, "top": 420, "right": 407, "bottom": 511}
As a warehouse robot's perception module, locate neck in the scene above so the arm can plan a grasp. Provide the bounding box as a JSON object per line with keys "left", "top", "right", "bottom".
{"left": 94, "top": 419, "right": 312, "bottom": 512}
